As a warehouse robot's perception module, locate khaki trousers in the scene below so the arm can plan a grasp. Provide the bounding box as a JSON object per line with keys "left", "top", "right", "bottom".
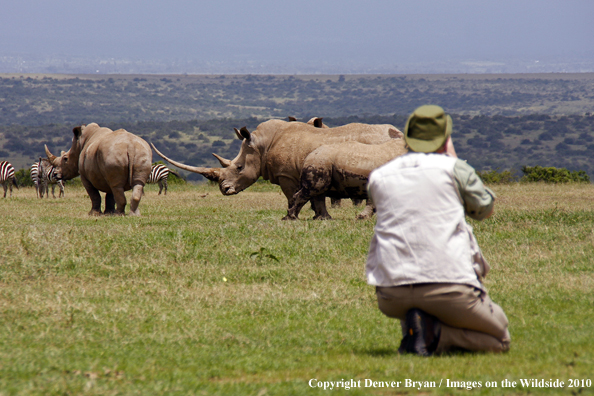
{"left": 376, "top": 283, "right": 510, "bottom": 353}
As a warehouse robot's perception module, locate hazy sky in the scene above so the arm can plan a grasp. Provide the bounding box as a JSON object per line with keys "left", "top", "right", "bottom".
{"left": 2, "top": 0, "right": 593, "bottom": 66}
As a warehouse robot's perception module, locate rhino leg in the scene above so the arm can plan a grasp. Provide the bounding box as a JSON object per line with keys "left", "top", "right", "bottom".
{"left": 285, "top": 164, "right": 333, "bottom": 220}
{"left": 278, "top": 176, "right": 301, "bottom": 219}
{"left": 278, "top": 177, "right": 299, "bottom": 208}
{"left": 104, "top": 193, "right": 117, "bottom": 214}
{"left": 302, "top": 164, "right": 333, "bottom": 220}
{"left": 285, "top": 190, "right": 313, "bottom": 220}
{"left": 356, "top": 199, "right": 376, "bottom": 220}
{"left": 111, "top": 187, "right": 128, "bottom": 215}
{"left": 80, "top": 176, "right": 102, "bottom": 216}
{"left": 311, "top": 196, "right": 332, "bottom": 220}
{"left": 129, "top": 184, "right": 144, "bottom": 216}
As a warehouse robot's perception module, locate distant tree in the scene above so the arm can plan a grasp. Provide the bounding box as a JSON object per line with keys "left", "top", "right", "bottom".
{"left": 14, "top": 168, "right": 34, "bottom": 187}
{"left": 477, "top": 169, "right": 518, "bottom": 184}
{"left": 538, "top": 132, "right": 554, "bottom": 141}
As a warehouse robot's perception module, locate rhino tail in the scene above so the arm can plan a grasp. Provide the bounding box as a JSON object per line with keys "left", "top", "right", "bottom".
{"left": 128, "top": 143, "right": 136, "bottom": 186}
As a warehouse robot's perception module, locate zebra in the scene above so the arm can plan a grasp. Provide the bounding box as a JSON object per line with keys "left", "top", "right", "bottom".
{"left": 30, "top": 160, "right": 44, "bottom": 198}
{"left": 147, "top": 164, "right": 180, "bottom": 195}
{"left": 32, "top": 158, "right": 64, "bottom": 198}
{"left": 0, "top": 161, "right": 18, "bottom": 198}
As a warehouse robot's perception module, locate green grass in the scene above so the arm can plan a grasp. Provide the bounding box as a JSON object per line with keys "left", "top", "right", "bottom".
{"left": 0, "top": 182, "right": 592, "bottom": 395}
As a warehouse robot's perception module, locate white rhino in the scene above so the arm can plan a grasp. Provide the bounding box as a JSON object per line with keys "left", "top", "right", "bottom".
{"left": 285, "top": 138, "right": 408, "bottom": 220}
{"left": 45, "top": 123, "right": 152, "bottom": 216}
{"left": 151, "top": 119, "right": 402, "bottom": 219}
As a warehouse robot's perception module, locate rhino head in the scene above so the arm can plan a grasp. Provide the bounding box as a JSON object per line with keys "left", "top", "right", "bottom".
{"left": 45, "top": 125, "right": 85, "bottom": 181}
{"left": 151, "top": 126, "right": 263, "bottom": 195}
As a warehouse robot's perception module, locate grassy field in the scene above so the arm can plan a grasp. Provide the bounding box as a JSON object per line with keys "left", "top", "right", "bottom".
{"left": 0, "top": 182, "right": 592, "bottom": 395}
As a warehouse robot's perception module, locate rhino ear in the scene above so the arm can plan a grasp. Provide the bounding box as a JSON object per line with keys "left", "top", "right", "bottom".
{"left": 239, "top": 127, "right": 251, "bottom": 140}
{"left": 313, "top": 117, "right": 324, "bottom": 128}
{"left": 73, "top": 126, "right": 83, "bottom": 139}
{"left": 234, "top": 128, "right": 244, "bottom": 140}
{"left": 288, "top": 116, "right": 297, "bottom": 122}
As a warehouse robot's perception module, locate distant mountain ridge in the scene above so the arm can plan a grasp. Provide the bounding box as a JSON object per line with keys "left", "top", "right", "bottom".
{"left": 2, "top": 55, "right": 594, "bottom": 75}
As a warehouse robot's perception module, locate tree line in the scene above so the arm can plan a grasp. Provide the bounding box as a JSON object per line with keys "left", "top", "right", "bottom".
{"left": 2, "top": 113, "right": 593, "bottom": 182}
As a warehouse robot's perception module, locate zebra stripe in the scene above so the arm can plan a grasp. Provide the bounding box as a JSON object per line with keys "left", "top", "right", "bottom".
{"left": 0, "top": 161, "right": 17, "bottom": 198}
{"left": 147, "top": 164, "right": 174, "bottom": 195}
{"left": 30, "top": 162, "right": 43, "bottom": 198}
{"left": 147, "top": 164, "right": 169, "bottom": 184}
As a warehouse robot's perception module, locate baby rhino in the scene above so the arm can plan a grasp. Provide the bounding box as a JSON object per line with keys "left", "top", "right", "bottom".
{"left": 285, "top": 138, "right": 408, "bottom": 220}
{"left": 46, "top": 123, "right": 152, "bottom": 216}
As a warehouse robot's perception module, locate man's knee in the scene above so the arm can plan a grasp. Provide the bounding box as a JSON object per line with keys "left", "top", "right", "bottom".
{"left": 376, "top": 287, "right": 409, "bottom": 320}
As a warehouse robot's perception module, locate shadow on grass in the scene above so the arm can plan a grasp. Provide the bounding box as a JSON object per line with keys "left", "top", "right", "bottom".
{"left": 356, "top": 347, "right": 474, "bottom": 358}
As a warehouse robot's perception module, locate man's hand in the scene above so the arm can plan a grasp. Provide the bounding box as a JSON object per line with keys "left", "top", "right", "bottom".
{"left": 446, "top": 137, "right": 458, "bottom": 158}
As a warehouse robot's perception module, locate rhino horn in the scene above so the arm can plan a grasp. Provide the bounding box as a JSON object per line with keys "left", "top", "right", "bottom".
{"left": 212, "top": 153, "right": 232, "bottom": 168}
{"left": 45, "top": 144, "right": 58, "bottom": 164}
{"left": 196, "top": 168, "right": 221, "bottom": 182}
{"left": 150, "top": 142, "right": 221, "bottom": 181}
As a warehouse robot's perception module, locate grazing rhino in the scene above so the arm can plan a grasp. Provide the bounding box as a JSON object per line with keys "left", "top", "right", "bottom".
{"left": 285, "top": 138, "right": 408, "bottom": 220}
{"left": 151, "top": 118, "right": 402, "bottom": 219}
{"left": 45, "top": 123, "right": 152, "bottom": 216}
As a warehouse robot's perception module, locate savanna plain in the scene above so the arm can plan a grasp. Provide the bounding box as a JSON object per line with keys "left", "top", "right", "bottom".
{"left": 0, "top": 181, "right": 592, "bottom": 395}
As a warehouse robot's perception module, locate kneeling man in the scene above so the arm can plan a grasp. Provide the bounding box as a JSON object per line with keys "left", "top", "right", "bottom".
{"left": 366, "top": 105, "right": 510, "bottom": 356}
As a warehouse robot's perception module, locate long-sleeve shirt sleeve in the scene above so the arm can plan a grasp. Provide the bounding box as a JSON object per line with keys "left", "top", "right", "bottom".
{"left": 452, "top": 159, "right": 495, "bottom": 221}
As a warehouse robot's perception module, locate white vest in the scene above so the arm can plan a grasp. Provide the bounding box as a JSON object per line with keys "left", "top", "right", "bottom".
{"left": 366, "top": 152, "right": 484, "bottom": 291}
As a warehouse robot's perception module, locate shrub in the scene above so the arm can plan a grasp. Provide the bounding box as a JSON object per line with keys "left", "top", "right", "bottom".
{"left": 14, "top": 168, "right": 34, "bottom": 187}
{"left": 477, "top": 169, "right": 519, "bottom": 184}
{"left": 520, "top": 166, "right": 590, "bottom": 183}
